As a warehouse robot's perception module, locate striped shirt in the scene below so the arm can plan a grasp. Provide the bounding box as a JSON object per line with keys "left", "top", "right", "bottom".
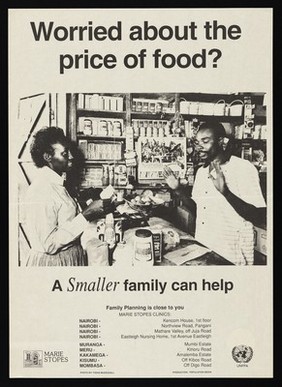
{"left": 192, "top": 156, "right": 266, "bottom": 265}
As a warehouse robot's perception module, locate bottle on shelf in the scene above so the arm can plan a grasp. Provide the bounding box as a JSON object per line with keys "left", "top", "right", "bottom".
{"left": 102, "top": 165, "right": 109, "bottom": 186}
{"left": 126, "top": 126, "right": 134, "bottom": 151}
{"left": 109, "top": 165, "right": 115, "bottom": 186}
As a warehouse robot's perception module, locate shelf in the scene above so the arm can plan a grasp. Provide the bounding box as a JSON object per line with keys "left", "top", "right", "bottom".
{"left": 84, "top": 160, "right": 125, "bottom": 164}
{"left": 233, "top": 138, "right": 267, "bottom": 141}
{"left": 77, "top": 109, "right": 126, "bottom": 118}
{"left": 80, "top": 184, "right": 171, "bottom": 190}
{"left": 179, "top": 92, "right": 265, "bottom": 105}
{"left": 181, "top": 114, "right": 243, "bottom": 122}
{"left": 77, "top": 135, "right": 126, "bottom": 140}
{"left": 131, "top": 112, "right": 174, "bottom": 120}
{"left": 81, "top": 185, "right": 130, "bottom": 190}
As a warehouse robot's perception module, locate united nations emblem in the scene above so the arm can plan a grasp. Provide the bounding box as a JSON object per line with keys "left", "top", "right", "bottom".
{"left": 232, "top": 345, "right": 253, "bottom": 363}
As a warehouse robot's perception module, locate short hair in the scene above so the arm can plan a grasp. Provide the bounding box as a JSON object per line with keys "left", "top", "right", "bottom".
{"left": 198, "top": 120, "right": 226, "bottom": 140}
{"left": 30, "top": 126, "right": 68, "bottom": 167}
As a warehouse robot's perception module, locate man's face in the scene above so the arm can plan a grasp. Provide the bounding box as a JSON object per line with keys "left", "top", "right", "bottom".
{"left": 194, "top": 128, "right": 221, "bottom": 164}
{"left": 49, "top": 143, "right": 72, "bottom": 175}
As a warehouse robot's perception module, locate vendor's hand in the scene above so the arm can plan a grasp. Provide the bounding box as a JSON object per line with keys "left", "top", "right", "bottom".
{"left": 82, "top": 199, "right": 104, "bottom": 221}
{"left": 209, "top": 161, "right": 228, "bottom": 195}
{"left": 163, "top": 166, "right": 180, "bottom": 190}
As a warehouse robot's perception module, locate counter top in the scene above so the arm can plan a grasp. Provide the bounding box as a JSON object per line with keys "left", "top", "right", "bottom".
{"left": 82, "top": 216, "right": 233, "bottom": 266}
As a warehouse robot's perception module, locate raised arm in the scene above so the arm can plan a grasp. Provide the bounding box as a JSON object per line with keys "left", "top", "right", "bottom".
{"left": 163, "top": 166, "right": 196, "bottom": 216}
{"left": 210, "top": 160, "right": 266, "bottom": 226}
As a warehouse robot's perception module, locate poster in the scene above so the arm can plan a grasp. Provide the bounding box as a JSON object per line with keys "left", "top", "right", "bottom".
{"left": 9, "top": 8, "right": 273, "bottom": 378}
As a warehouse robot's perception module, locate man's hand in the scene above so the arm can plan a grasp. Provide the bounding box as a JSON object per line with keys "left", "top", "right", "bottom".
{"left": 209, "top": 161, "right": 228, "bottom": 195}
{"left": 163, "top": 166, "right": 180, "bottom": 190}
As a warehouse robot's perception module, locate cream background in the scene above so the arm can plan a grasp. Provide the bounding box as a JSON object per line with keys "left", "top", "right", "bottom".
{"left": 9, "top": 8, "right": 273, "bottom": 378}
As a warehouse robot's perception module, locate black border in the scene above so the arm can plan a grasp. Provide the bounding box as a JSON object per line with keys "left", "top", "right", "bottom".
{"left": 1, "top": 2, "right": 278, "bottom": 386}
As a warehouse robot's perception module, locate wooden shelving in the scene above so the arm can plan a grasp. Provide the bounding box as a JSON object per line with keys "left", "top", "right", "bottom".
{"left": 67, "top": 92, "right": 267, "bottom": 192}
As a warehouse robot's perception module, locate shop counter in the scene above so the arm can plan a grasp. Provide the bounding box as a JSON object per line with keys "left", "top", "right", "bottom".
{"left": 82, "top": 216, "right": 234, "bottom": 266}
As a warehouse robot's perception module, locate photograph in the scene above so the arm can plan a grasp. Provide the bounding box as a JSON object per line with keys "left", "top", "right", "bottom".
{"left": 17, "top": 92, "right": 267, "bottom": 267}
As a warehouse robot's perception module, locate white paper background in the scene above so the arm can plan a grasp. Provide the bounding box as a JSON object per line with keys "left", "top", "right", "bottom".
{"left": 9, "top": 8, "right": 273, "bottom": 378}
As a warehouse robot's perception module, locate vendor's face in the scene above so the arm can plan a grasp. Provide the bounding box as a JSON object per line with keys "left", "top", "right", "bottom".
{"left": 194, "top": 128, "right": 221, "bottom": 163}
{"left": 49, "top": 143, "right": 72, "bottom": 175}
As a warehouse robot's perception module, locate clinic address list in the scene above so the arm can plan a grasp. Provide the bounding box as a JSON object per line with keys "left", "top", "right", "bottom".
{"left": 78, "top": 313, "right": 212, "bottom": 372}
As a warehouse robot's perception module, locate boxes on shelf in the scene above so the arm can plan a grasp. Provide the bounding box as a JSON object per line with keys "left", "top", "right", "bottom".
{"left": 78, "top": 140, "right": 122, "bottom": 160}
{"left": 131, "top": 119, "right": 169, "bottom": 137}
{"left": 77, "top": 93, "right": 124, "bottom": 112}
{"left": 78, "top": 117, "right": 124, "bottom": 137}
{"left": 131, "top": 98, "right": 172, "bottom": 114}
{"left": 80, "top": 167, "right": 103, "bottom": 188}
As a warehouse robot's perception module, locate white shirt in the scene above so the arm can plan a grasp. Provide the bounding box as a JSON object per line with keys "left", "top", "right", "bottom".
{"left": 24, "top": 166, "right": 88, "bottom": 254}
{"left": 192, "top": 156, "right": 266, "bottom": 265}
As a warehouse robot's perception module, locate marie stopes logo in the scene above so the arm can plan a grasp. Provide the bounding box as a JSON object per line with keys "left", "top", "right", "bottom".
{"left": 23, "top": 350, "right": 68, "bottom": 367}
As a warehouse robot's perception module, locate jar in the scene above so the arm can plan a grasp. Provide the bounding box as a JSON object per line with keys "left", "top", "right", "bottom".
{"left": 149, "top": 102, "right": 155, "bottom": 113}
{"left": 136, "top": 101, "right": 142, "bottom": 112}
{"left": 113, "top": 121, "right": 122, "bottom": 136}
{"left": 133, "top": 229, "right": 154, "bottom": 266}
{"left": 164, "top": 123, "right": 171, "bottom": 137}
{"left": 109, "top": 165, "right": 114, "bottom": 185}
{"left": 139, "top": 122, "right": 146, "bottom": 137}
{"left": 83, "top": 119, "right": 93, "bottom": 136}
{"left": 153, "top": 125, "right": 159, "bottom": 137}
{"left": 102, "top": 165, "right": 109, "bottom": 186}
{"left": 158, "top": 126, "right": 164, "bottom": 137}
{"left": 99, "top": 120, "right": 108, "bottom": 136}
{"left": 142, "top": 101, "right": 149, "bottom": 113}
{"left": 146, "top": 125, "right": 153, "bottom": 137}
{"left": 92, "top": 120, "right": 98, "bottom": 136}
{"left": 132, "top": 100, "right": 136, "bottom": 112}
{"left": 107, "top": 120, "right": 114, "bottom": 136}
{"left": 156, "top": 102, "right": 162, "bottom": 113}
{"left": 153, "top": 121, "right": 159, "bottom": 136}
{"left": 133, "top": 121, "right": 139, "bottom": 137}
